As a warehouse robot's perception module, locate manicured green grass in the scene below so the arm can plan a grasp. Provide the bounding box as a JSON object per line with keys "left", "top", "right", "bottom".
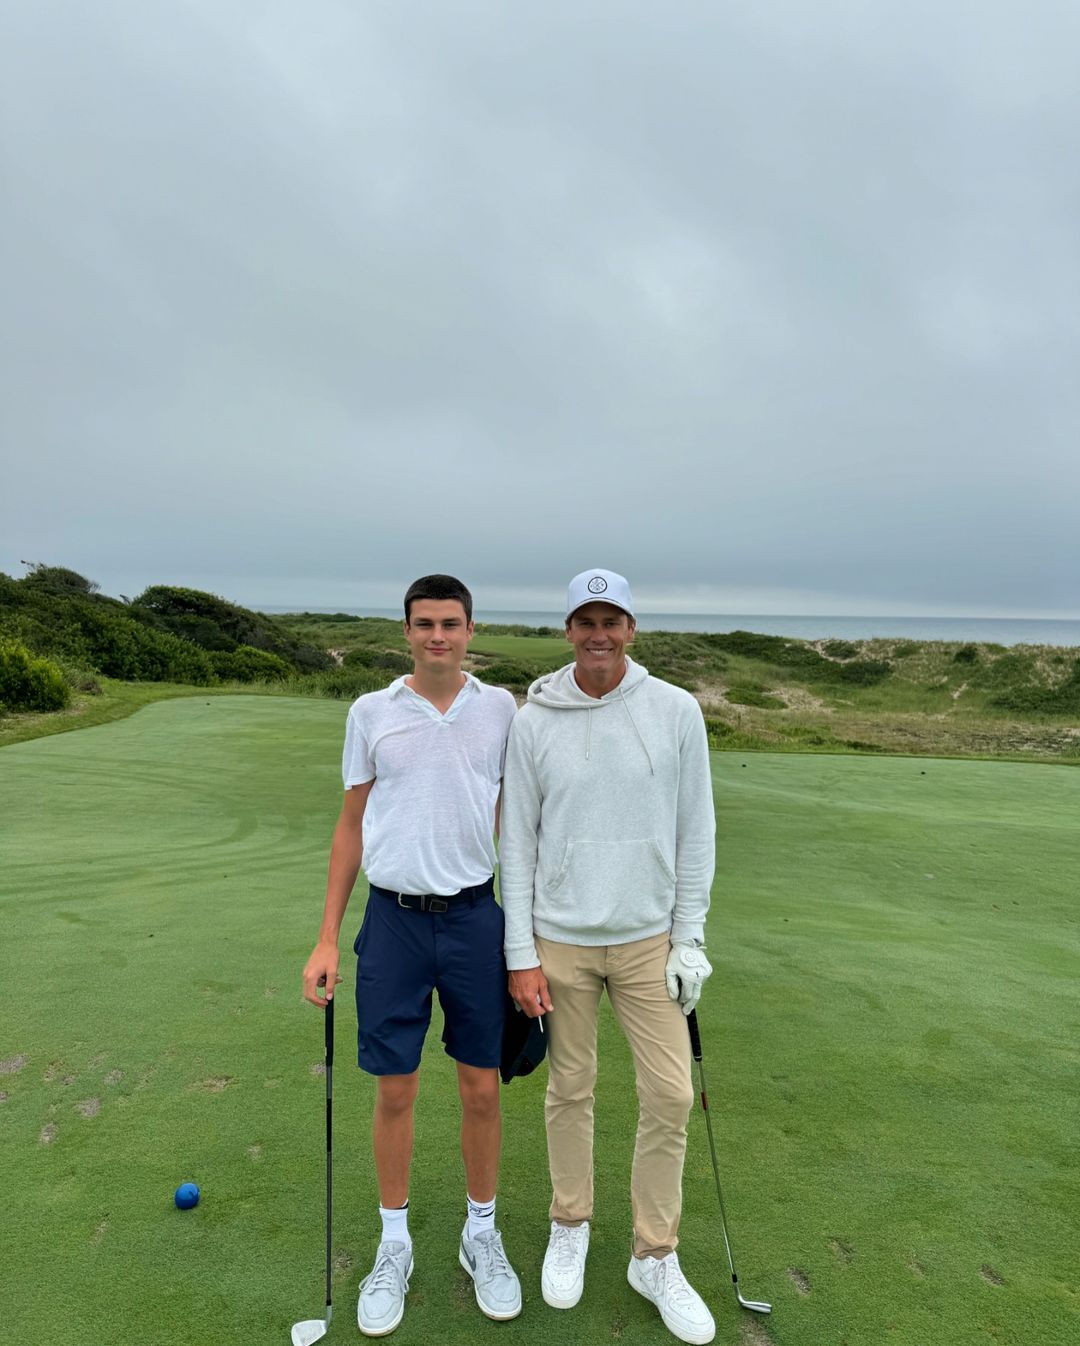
{"left": 468, "top": 633, "right": 570, "bottom": 665}
{"left": 1, "top": 700, "right": 1077, "bottom": 1345}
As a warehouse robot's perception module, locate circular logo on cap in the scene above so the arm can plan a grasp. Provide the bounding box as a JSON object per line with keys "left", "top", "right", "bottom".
{"left": 587, "top": 576, "right": 608, "bottom": 594}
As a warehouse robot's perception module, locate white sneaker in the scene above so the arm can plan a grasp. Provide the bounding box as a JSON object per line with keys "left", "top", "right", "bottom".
{"left": 541, "top": 1220, "right": 590, "bottom": 1308}
{"left": 627, "top": 1251, "right": 716, "bottom": 1345}
{"left": 459, "top": 1227, "right": 522, "bottom": 1320}
{"left": 357, "top": 1240, "right": 413, "bottom": 1337}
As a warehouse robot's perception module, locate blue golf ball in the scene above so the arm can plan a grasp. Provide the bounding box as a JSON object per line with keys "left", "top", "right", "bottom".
{"left": 175, "top": 1182, "right": 200, "bottom": 1210}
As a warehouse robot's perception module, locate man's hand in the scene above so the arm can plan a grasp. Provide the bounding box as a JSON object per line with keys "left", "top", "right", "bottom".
{"left": 665, "top": 942, "right": 712, "bottom": 1016}
{"left": 303, "top": 939, "right": 343, "bottom": 1007}
{"left": 509, "top": 966, "right": 553, "bottom": 1018}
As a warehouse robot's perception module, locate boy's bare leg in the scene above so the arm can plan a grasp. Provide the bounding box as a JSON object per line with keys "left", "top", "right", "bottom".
{"left": 457, "top": 1062, "right": 501, "bottom": 1202}
{"left": 373, "top": 1072, "right": 420, "bottom": 1207}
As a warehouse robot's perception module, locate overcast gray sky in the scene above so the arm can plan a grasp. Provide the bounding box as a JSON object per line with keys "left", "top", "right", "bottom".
{"left": 2, "top": 1, "right": 1077, "bottom": 616}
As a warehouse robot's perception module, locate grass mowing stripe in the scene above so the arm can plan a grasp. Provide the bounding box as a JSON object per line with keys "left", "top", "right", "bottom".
{"left": 1, "top": 701, "right": 1077, "bottom": 1344}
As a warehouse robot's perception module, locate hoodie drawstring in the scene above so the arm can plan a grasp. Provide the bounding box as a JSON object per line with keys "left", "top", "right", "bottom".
{"left": 618, "top": 686, "right": 655, "bottom": 775}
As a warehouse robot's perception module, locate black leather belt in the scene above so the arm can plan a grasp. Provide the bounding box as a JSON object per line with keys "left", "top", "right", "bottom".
{"left": 371, "top": 878, "right": 494, "bottom": 913}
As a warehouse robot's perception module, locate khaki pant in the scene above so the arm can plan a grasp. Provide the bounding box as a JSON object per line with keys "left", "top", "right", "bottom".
{"left": 535, "top": 931, "right": 694, "bottom": 1259}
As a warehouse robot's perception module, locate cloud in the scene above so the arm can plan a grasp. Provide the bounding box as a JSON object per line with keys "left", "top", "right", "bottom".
{"left": 2, "top": 1, "right": 1077, "bottom": 616}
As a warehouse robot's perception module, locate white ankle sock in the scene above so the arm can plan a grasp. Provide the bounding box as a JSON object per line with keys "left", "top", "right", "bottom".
{"left": 379, "top": 1200, "right": 410, "bottom": 1248}
{"left": 466, "top": 1194, "right": 496, "bottom": 1240}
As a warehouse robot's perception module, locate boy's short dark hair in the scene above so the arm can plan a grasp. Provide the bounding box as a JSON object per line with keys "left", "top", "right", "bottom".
{"left": 403, "top": 574, "right": 473, "bottom": 624}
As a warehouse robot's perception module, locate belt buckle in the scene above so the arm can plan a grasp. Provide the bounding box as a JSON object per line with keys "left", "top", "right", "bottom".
{"left": 396, "top": 893, "right": 412, "bottom": 910}
{"left": 429, "top": 897, "right": 448, "bottom": 913}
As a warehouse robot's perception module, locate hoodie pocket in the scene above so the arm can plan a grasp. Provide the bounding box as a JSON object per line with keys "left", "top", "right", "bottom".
{"left": 544, "top": 840, "right": 676, "bottom": 928}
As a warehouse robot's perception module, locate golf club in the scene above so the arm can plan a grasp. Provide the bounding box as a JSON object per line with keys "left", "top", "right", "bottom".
{"left": 291, "top": 990, "right": 335, "bottom": 1345}
{"left": 686, "top": 1008, "right": 771, "bottom": 1314}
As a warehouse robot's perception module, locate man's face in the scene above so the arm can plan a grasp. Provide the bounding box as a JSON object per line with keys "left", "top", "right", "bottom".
{"left": 404, "top": 599, "right": 474, "bottom": 671}
{"left": 565, "top": 602, "right": 635, "bottom": 677}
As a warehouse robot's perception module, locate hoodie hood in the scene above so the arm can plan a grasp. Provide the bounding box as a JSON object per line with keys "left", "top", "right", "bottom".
{"left": 526, "top": 655, "right": 649, "bottom": 709}
{"left": 526, "top": 656, "right": 654, "bottom": 770}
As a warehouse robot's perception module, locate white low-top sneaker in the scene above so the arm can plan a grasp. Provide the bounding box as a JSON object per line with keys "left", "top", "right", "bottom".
{"left": 541, "top": 1220, "right": 590, "bottom": 1308}
{"left": 627, "top": 1251, "right": 716, "bottom": 1345}
{"left": 459, "top": 1227, "right": 522, "bottom": 1320}
{"left": 357, "top": 1240, "right": 413, "bottom": 1337}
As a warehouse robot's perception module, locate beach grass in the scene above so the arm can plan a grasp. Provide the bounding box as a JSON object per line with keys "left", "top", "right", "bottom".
{"left": 1, "top": 697, "right": 1077, "bottom": 1345}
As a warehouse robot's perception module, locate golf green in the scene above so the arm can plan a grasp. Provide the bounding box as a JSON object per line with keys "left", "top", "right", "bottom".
{"left": 1, "top": 697, "right": 1076, "bottom": 1346}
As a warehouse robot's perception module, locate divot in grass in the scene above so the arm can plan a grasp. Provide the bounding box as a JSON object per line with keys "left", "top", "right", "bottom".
{"left": 910, "top": 1259, "right": 926, "bottom": 1277}
{"left": 740, "top": 1319, "right": 777, "bottom": 1346}
{"left": 76, "top": 1098, "right": 101, "bottom": 1118}
{"left": 40, "top": 1123, "right": 58, "bottom": 1145}
{"left": 193, "top": 1076, "right": 234, "bottom": 1092}
{"left": 829, "top": 1238, "right": 854, "bottom": 1264}
{"left": 0, "top": 1091, "right": 8, "bottom": 1104}
{"left": 981, "top": 1264, "right": 1005, "bottom": 1286}
{"left": 93, "top": 1218, "right": 108, "bottom": 1244}
{"left": 310, "top": 1061, "right": 326, "bottom": 1076}
{"left": 1, "top": 1053, "right": 28, "bottom": 1075}
{"left": 788, "top": 1267, "right": 811, "bottom": 1295}
{"left": 104, "top": 1069, "right": 123, "bottom": 1085}
{"left": 246, "top": 1143, "right": 263, "bottom": 1161}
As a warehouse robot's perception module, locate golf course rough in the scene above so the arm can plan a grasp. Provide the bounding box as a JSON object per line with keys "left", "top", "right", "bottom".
{"left": 1, "top": 696, "right": 1077, "bottom": 1345}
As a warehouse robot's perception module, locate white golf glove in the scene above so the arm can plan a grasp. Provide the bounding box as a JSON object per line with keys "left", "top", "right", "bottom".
{"left": 665, "top": 942, "right": 712, "bottom": 1015}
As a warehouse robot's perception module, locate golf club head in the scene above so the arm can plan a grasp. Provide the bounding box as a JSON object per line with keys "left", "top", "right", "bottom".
{"left": 737, "top": 1293, "right": 772, "bottom": 1314}
{"left": 290, "top": 1318, "right": 328, "bottom": 1345}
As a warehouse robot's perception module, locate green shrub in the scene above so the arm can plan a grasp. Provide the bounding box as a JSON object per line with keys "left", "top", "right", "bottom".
{"left": 827, "top": 659, "right": 892, "bottom": 686}
{"left": 969, "top": 652, "right": 1036, "bottom": 691}
{"left": 703, "top": 717, "right": 735, "bottom": 743}
{"left": 20, "top": 564, "right": 100, "bottom": 597}
{"left": 210, "top": 646, "right": 293, "bottom": 683}
{"left": 132, "top": 585, "right": 332, "bottom": 672}
{"left": 474, "top": 661, "right": 539, "bottom": 691}
{"left": 725, "top": 684, "right": 786, "bottom": 709}
{"left": 288, "top": 666, "right": 391, "bottom": 700}
{"left": 474, "top": 624, "right": 561, "bottom": 638}
{"left": 343, "top": 648, "right": 412, "bottom": 674}
{"left": 777, "top": 724, "right": 836, "bottom": 747}
{"left": 821, "top": 640, "right": 859, "bottom": 660}
{"left": 0, "top": 642, "right": 71, "bottom": 713}
{"left": 706, "top": 631, "right": 820, "bottom": 669}
{"left": 74, "top": 607, "right": 215, "bottom": 684}
{"left": 993, "top": 659, "right": 1080, "bottom": 715}
{"left": 953, "top": 644, "right": 980, "bottom": 664}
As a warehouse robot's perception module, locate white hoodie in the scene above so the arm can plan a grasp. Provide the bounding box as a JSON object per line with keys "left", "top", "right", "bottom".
{"left": 500, "top": 656, "right": 715, "bottom": 970}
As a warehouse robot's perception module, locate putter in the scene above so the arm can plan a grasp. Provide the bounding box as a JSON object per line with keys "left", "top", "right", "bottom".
{"left": 686, "top": 1009, "right": 771, "bottom": 1314}
{"left": 291, "top": 991, "right": 335, "bottom": 1345}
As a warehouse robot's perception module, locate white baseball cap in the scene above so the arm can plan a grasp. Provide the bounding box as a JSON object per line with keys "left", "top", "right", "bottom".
{"left": 565, "top": 569, "right": 636, "bottom": 621}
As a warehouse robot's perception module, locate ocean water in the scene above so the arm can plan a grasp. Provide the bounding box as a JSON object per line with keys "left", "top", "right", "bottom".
{"left": 266, "top": 607, "right": 1080, "bottom": 648}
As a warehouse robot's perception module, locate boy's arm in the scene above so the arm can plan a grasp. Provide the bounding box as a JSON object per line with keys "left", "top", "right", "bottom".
{"left": 302, "top": 781, "right": 374, "bottom": 1006}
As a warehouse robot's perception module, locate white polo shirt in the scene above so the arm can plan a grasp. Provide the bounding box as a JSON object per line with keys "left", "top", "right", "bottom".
{"left": 342, "top": 673, "right": 517, "bottom": 896}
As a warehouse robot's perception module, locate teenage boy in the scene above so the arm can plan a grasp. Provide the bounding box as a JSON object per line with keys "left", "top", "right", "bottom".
{"left": 500, "top": 568, "right": 717, "bottom": 1346}
{"left": 302, "top": 574, "right": 521, "bottom": 1336}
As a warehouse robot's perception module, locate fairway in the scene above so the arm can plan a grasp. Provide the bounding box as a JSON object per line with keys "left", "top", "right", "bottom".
{"left": 469, "top": 633, "right": 570, "bottom": 664}
{"left": 1, "top": 698, "right": 1077, "bottom": 1346}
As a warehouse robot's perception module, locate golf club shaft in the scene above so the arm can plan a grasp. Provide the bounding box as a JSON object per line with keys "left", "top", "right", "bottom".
{"left": 686, "top": 1010, "right": 743, "bottom": 1295}
{"left": 325, "top": 994, "right": 334, "bottom": 1320}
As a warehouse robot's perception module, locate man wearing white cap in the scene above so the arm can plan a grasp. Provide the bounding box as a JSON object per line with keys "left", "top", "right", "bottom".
{"left": 500, "top": 569, "right": 717, "bottom": 1345}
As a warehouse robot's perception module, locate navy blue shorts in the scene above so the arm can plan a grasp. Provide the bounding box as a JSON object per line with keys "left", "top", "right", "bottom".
{"left": 353, "top": 877, "right": 506, "bottom": 1076}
